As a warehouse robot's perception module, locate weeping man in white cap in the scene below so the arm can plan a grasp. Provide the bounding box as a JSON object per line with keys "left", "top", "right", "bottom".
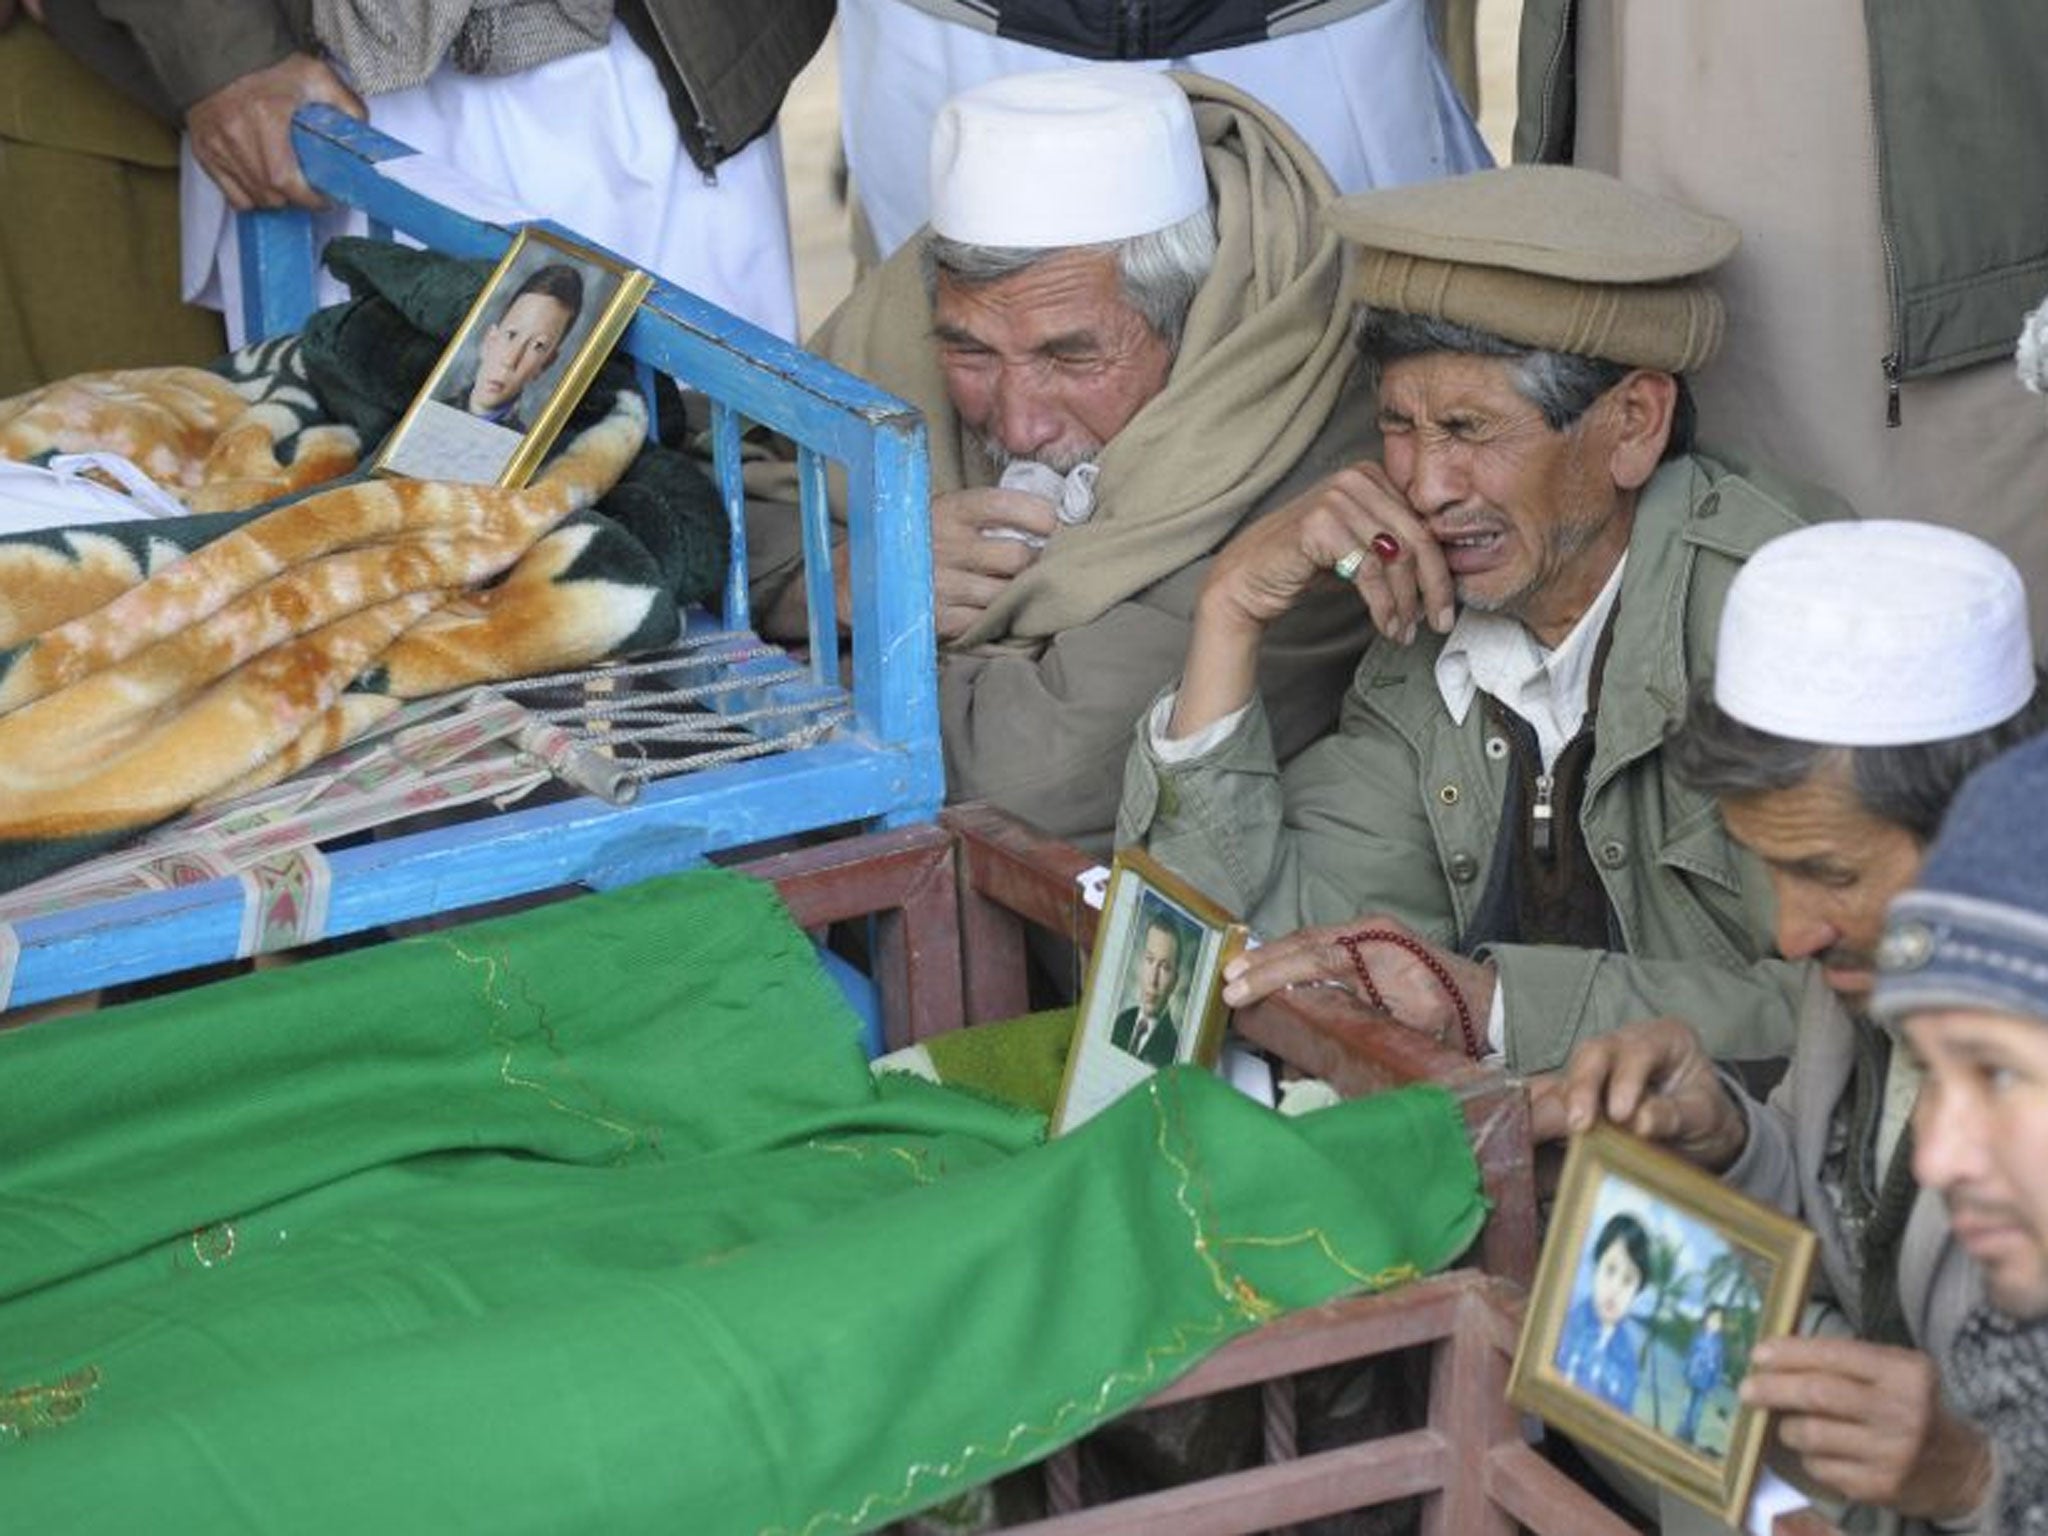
{"left": 748, "top": 66, "right": 1378, "bottom": 852}
{"left": 1534, "top": 521, "right": 2048, "bottom": 1533}
{"left": 1121, "top": 164, "right": 1847, "bottom": 1071}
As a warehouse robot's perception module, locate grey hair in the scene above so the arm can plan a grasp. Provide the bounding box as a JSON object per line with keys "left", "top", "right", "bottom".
{"left": 920, "top": 206, "right": 1218, "bottom": 352}
{"left": 1351, "top": 309, "right": 1698, "bottom": 459}
{"left": 1667, "top": 678, "right": 2048, "bottom": 842}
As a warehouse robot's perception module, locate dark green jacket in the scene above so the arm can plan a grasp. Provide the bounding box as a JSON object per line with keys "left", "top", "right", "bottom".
{"left": 1514, "top": 0, "right": 2048, "bottom": 383}
{"left": 1119, "top": 452, "right": 1845, "bottom": 1074}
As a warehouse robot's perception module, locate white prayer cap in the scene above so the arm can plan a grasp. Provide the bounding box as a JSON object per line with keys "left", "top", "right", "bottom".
{"left": 928, "top": 66, "right": 1208, "bottom": 249}
{"left": 1714, "top": 520, "right": 2035, "bottom": 746}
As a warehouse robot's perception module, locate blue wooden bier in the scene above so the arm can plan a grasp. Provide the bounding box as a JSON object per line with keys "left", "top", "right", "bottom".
{"left": 3, "top": 105, "right": 939, "bottom": 1010}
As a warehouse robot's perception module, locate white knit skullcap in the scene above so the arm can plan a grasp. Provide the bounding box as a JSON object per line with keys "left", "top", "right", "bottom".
{"left": 1714, "top": 520, "right": 2035, "bottom": 746}
{"left": 928, "top": 66, "right": 1208, "bottom": 249}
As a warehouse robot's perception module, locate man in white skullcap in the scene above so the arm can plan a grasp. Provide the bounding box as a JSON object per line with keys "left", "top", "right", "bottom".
{"left": 1536, "top": 520, "right": 2048, "bottom": 1534}
{"left": 749, "top": 65, "right": 1376, "bottom": 852}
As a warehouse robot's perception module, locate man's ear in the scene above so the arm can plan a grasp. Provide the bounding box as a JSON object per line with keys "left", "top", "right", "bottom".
{"left": 1604, "top": 369, "right": 1678, "bottom": 491}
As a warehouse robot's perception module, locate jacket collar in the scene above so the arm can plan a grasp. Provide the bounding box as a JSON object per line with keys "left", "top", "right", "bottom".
{"left": 1362, "top": 455, "right": 1706, "bottom": 770}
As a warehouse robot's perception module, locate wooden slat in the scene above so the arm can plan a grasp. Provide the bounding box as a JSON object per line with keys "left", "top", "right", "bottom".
{"left": 709, "top": 399, "right": 749, "bottom": 632}
{"left": 1006, "top": 1429, "right": 1452, "bottom": 1536}
{"left": 1420, "top": 1284, "right": 1524, "bottom": 1536}
{"left": 846, "top": 421, "right": 940, "bottom": 789}
{"left": 733, "top": 821, "right": 952, "bottom": 927}
{"left": 955, "top": 873, "right": 1032, "bottom": 1025}
{"left": 797, "top": 443, "right": 837, "bottom": 690}
{"left": 1484, "top": 1441, "right": 1644, "bottom": 1536}
{"left": 7, "top": 741, "right": 942, "bottom": 1009}
{"left": 1235, "top": 982, "right": 1491, "bottom": 1099}
{"left": 944, "top": 803, "right": 1099, "bottom": 1024}
{"left": 734, "top": 821, "right": 962, "bottom": 1048}
{"left": 868, "top": 837, "right": 961, "bottom": 1050}
{"left": 1146, "top": 1275, "right": 1484, "bottom": 1406}
{"left": 1000, "top": 1271, "right": 1735, "bottom": 1536}
{"left": 946, "top": 802, "right": 1098, "bottom": 938}
{"left": 1461, "top": 1079, "right": 1539, "bottom": 1286}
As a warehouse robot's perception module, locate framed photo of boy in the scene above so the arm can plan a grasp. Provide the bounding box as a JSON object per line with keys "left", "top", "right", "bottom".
{"left": 374, "top": 227, "right": 650, "bottom": 489}
{"left": 1507, "top": 1123, "right": 1817, "bottom": 1526}
{"left": 1049, "top": 849, "right": 1246, "bottom": 1137}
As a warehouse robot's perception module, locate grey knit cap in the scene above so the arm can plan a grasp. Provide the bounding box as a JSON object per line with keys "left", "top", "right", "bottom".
{"left": 1872, "top": 730, "right": 2048, "bottom": 1026}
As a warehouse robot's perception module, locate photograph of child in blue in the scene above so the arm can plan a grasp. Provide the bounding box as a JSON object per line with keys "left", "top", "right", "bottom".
{"left": 1554, "top": 1210, "right": 1649, "bottom": 1413}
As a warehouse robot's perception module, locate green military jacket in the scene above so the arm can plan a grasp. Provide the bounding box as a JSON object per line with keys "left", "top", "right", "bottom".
{"left": 1118, "top": 451, "right": 1841, "bottom": 1074}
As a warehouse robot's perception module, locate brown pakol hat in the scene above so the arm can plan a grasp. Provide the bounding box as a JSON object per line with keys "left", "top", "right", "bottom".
{"left": 1325, "top": 165, "right": 1741, "bottom": 373}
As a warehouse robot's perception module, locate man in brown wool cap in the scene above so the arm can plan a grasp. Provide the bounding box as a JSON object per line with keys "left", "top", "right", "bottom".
{"left": 1119, "top": 164, "right": 1848, "bottom": 1075}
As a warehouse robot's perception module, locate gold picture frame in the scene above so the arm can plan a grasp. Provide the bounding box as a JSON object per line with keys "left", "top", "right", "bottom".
{"left": 1049, "top": 849, "right": 1247, "bottom": 1136}
{"left": 374, "top": 227, "right": 650, "bottom": 489}
{"left": 1507, "top": 1123, "right": 1817, "bottom": 1526}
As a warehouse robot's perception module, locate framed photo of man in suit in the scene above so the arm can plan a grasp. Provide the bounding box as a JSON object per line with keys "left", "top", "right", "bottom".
{"left": 1050, "top": 849, "right": 1244, "bottom": 1136}
{"left": 376, "top": 227, "right": 649, "bottom": 489}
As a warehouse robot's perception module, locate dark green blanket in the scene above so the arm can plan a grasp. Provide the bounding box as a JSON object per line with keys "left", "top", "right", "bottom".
{"left": 0, "top": 869, "right": 1485, "bottom": 1532}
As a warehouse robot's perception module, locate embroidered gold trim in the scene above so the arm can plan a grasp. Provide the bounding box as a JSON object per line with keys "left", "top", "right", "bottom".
{"left": 763, "top": 1075, "right": 1416, "bottom": 1536}
{"left": 0, "top": 1367, "right": 101, "bottom": 1441}
{"left": 1153, "top": 1075, "right": 1282, "bottom": 1324}
{"left": 191, "top": 1221, "right": 238, "bottom": 1268}
{"left": 760, "top": 1314, "right": 1235, "bottom": 1536}
{"left": 806, "top": 1140, "right": 940, "bottom": 1186}
{"left": 439, "top": 935, "right": 659, "bottom": 1160}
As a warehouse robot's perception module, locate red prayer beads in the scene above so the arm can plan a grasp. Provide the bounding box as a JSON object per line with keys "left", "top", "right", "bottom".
{"left": 1332, "top": 927, "right": 1483, "bottom": 1059}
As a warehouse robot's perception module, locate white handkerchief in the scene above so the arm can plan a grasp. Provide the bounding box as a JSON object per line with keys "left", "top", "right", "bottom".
{"left": 0, "top": 457, "right": 182, "bottom": 534}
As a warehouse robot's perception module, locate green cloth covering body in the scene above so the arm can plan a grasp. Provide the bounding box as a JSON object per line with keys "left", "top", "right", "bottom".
{"left": 0, "top": 869, "right": 1484, "bottom": 1533}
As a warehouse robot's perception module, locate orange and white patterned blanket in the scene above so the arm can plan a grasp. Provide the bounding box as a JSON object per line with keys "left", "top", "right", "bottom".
{"left": 0, "top": 357, "right": 710, "bottom": 894}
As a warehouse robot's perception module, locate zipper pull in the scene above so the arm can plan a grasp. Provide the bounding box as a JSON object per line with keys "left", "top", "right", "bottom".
{"left": 1532, "top": 773, "right": 1555, "bottom": 860}
{"left": 1883, "top": 352, "right": 1902, "bottom": 428}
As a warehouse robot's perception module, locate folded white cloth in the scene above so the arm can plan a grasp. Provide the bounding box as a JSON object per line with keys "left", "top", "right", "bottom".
{"left": 984, "top": 459, "right": 1099, "bottom": 547}
{"left": 0, "top": 457, "right": 185, "bottom": 535}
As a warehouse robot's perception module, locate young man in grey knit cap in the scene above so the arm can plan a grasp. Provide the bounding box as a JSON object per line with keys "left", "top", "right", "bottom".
{"left": 1536, "top": 519, "right": 2048, "bottom": 1533}
{"left": 1875, "top": 730, "right": 2048, "bottom": 1534}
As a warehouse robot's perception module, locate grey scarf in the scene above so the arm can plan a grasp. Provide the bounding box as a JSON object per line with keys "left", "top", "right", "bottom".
{"left": 312, "top": 1, "right": 614, "bottom": 96}
{"left": 1950, "top": 1304, "right": 2048, "bottom": 1534}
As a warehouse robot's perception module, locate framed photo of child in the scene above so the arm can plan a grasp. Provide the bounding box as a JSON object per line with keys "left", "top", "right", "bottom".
{"left": 375, "top": 227, "right": 649, "bottom": 489}
{"left": 1507, "top": 1123, "right": 1817, "bottom": 1525}
{"left": 1049, "top": 849, "right": 1246, "bottom": 1137}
